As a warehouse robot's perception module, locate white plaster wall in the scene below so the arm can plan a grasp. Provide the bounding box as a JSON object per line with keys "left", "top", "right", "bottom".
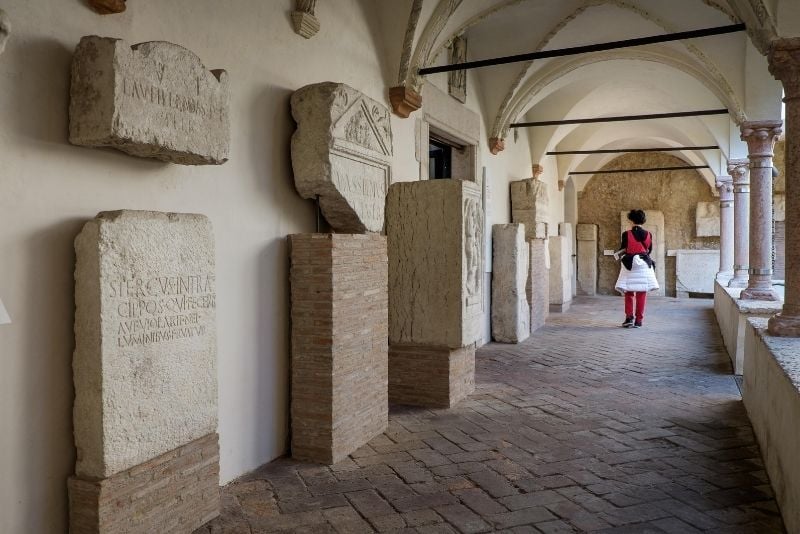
{"left": 0, "top": 2, "right": 532, "bottom": 532}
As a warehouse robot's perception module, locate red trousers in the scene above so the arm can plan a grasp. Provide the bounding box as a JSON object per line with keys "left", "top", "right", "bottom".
{"left": 624, "top": 291, "right": 646, "bottom": 321}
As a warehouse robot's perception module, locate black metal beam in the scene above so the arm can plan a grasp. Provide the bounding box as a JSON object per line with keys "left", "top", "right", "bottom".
{"left": 511, "top": 109, "right": 728, "bottom": 129}
{"left": 418, "top": 23, "right": 745, "bottom": 75}
{"left": 569, "top": 165, "right": 710, "bottom": 175}
{"left": 547, "top": 145, "right": 719, "bottom": 155}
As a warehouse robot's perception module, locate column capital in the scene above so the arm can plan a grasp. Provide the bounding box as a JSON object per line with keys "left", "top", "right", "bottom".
{"left": 715, "top": 175, "right": 734, "bottom": 201}
{"left": 769, "top": 38, "right": 800, "bottom": 100}
{"left": 740, "top": 120, "right": 783, "bottom": 158}
{"left": 489, "top": 137, "right": 505, "bottom": 155}
{"left": 727, "top": 159, "right": 750, "bottom": 185}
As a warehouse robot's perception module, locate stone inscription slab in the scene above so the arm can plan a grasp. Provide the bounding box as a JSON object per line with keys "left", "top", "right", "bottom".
{"left": 696, "top": 201, "right": 721, "bottom": 237}
{"left": 69, "top": 36, "right": 230, "bottom": 165}
{"left": 491, "top": 224, "right": 529, "bottom": 343}
{"left": 73, "top": 210, "right": 217, "bottom": 479}
{"left": 291, "top": 82, "right": 393, "bottom": 233}
{"left": 673, "top": 249, "right": 719, "bottom": 294}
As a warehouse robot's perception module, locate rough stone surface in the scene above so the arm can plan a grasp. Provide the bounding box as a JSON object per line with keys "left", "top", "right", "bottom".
{"left": 0, "top": 9, "right": 10, "bottom": 56}
{"left": 696, "top": 201, "right": 721, "bottom": 236}
{"left": 291, "top": 82, "right": 393, "bottom": 233}
{"left": 388, "top": 345, "right": 475, "bottom": 408}
{"left": 69, "top": 433, "right": 220, "bottom": 534}
{"left": 387, "top": 180, "right": 483, "bottom": 349}
{"left": 69, "top": 36, "right": 230, "bottom": 165}
{"left": 201, "top": 297, "right": 785, "bottom": 534}
{"left": 511, "top": 178, "right": 549, "bottom": 241}
{"left": 289, "top": 233, "right": 389, "bottom": 464}
{"left": 527, "top": 238, "right": 549, "bottom": 332}
{"left": 578, "top": 153, "right": 719, "bottom": 296}
{"left": 548, "top": 236, "right": 572, "bottom": 312}
{"left": 672, "top": 249, "right": 719, "bottom": 295}
{"left": 576, "top": 224, "right": 597, "bottom": 296}
{"left": 73, "top": 210, "right": 217, "bottom": 479}
{"left": 491, "top": 224, "right": 529, "bottom": 343}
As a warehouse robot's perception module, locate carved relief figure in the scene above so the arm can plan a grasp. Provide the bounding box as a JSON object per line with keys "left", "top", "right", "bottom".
{"left": 464, "top": 197, "right": 483, "bottom": 298}
{"left": 448, "top": 35, "right": 467, "bottom": 103}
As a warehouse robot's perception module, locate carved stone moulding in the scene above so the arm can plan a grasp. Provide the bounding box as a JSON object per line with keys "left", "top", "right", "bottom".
{"left": 291, "top": 82, "right": 393, "bottom": 233}
{"left": 88, "top": 0, "right": 126, "bottom": 15}
{"left": 389, "top": 85, "right": 422, "bottom": 118}
{"left": 69, "top": 36, "right": 231, "bottom": 165}
{"left": 489, "top": 137, "right": 505, "bottom": 155}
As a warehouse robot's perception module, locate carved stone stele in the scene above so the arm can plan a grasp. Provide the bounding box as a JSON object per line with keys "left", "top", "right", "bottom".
{"left": 389, "top": 85, "right": 422, "bottom": 118}
{"left": 0, "top": 9, "right": 10, "bottom": 56}
{"left": 291, "top": 82, "right": 393, "bottom": 233}
{"left": 88, "top": 0, "right": 126, "bottom": 14}
{"left": 491, "top": 224, "right": 529, "bottom": 343}
{"left": 69, "top": 36, "right": 230, "bottom": 165}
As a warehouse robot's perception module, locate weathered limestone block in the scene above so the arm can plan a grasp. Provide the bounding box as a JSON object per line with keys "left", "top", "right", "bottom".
{"left": 289, "top": 233, "right": 388, "bottom": 464}
{"left": 491, "top": 224, "right": 529, "bottom": 343}
{"left": 511, "top": 178, "right": 549, "bottom": 240}
{"left": 577, "top": 224, "right": 597, "bottom": 296}
{"left": 69, "top": 36, "right": 230, "bottom": 165}
{"left": 549, "top": 236, "right": 572, "bottom": 313}
{"left": 387, "top": 180, "right": 483, "bottom": 347}
{"left": 696, "top": 201, "right": 721, "bottom": 236}
{"left": 72, "top": 210, "right": 218, "bottom": 531}
{"left": 0, "top": 9, "right": 10, "bottom": 56}
{"left": 527, "top": 238, "right": 550, "bottom": 332}
{"left": 387, "top": 180, "right": 482, "bottom": 407}
{"left": 291, "top": 82, "right": 393, "bottom": 233}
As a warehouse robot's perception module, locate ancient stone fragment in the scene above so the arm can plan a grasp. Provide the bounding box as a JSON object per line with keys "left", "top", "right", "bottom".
{"left": 696, "top": 201, "right": 721, "bottom": 236}
{"left": 71, "top": 210, "right": 219, "bottom": 532}
{"left": 511, "top": 177, "right": 549, "bottom": 240}
{"left": 291, "top": 0, "right": 320, "bottom": 38}
{"left": 527, "top": 238, "right": 549, "bottom": 333}
{"left": 69, "top": 36, "right": 230, "bottom": 165}
{"left": 577, "top": 224, "right": 597, "bottom": 296}
{"left": 491, "top": 224, "right": 529, "bottom": 343}
{"left": 549, "top": 236, "right": 572, "bottom": 312}
{"left": 0, "top": 9, "right": 10, "bottom": 56}
{"left": 291, "top": 82, "right": 393, "bottom": 233}
{"left": 88, "top": 0, "right": 126, "bottom": 15}
{"left": 289, "top": 233, "right": 388, "bottom": 464}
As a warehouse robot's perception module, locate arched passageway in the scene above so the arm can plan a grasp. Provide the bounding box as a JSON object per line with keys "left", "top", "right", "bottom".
{"left": 201, "top": 297, "right": 784, "bottom": 533}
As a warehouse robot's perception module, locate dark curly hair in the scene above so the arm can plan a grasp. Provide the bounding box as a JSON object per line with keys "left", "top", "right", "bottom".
{"left": 627, "top": 209, "right": 646, "bottom": 225}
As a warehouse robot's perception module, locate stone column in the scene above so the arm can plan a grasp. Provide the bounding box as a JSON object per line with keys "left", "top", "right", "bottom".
{"left": 715, "top": 176, "right": 735, "bottom": 279}
{"left": 740, "top": 121, "right": 782, "bottom": 301}
{"left": 728, "top": 159, "right": 750, "bottom": 288}
{"left": 768, "top": 39, "right": 800, "bottom": 335}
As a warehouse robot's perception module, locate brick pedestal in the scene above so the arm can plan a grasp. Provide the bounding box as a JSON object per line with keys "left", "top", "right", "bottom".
{"left": 289, "top": 233, "right": 388, "bottom": 464}
{"left": 388, "top": 345, "right": 475, "bottom": 408}
{"left": 68, "top": 433, "right": 220, "bottom": 534}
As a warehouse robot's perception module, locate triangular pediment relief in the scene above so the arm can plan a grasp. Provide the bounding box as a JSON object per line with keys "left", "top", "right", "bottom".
{"left": 333, "top": 97, "right": 392, "bottom": 157}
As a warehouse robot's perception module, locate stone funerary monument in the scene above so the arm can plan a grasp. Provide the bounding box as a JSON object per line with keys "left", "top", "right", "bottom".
{"left": 70, "top": 210, "right": 219, "bottom": 533}
{"left": 491, "top": 223, "right": 530, "bottom": 343}
{"left": 69, "top": 36, "right": 230, "bottom": 165}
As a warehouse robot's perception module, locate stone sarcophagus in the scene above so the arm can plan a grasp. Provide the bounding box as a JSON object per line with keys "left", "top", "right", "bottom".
{"left": 70, "top": 210, "right": 219, "bottom": 533}
{"left": 387, "top": 180, "right": 483, "bottom": 407}
{"left": 291, "top": 82, "right": 393, "bottom": 233}
{"left": 491, "top": 224, "right": 529, "bottom": 343}
{"left": 69, "top": 37, "right": 230, "bottom": 165}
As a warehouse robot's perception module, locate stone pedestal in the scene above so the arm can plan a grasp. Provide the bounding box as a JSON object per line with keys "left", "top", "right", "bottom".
{"left": 728, "top": 159, "right": 751, "bottom": 288}
{"left": 768, "top": 38, "right": 800, "bottom": 335}
{"left": 576, "top": 224, "right": 597, "bottom": 296}
{"left": 549, "top": 236, "right": 572, "bottom": 313}
{"left": 716, "top": 176, "right": 735, "bottom": 279}
{"left": 388, "top": 345, "right": 475, "bottom": 408}
{"left": 387, "top": 180, "right": 482, "bottom": 407}
{"left": 491, "top": 224, "right": 529, "bottom": 343}
{"left": 527, "top": 238, "right": 550, "bottom": 333}
{"left": 741, "top": 121, "right": 782, "bottom": 301}
{"left": 289, "top": 233, "right": 388, "bottom": 464}
{"left": 71, "top": 210, "right": 219, "bottom": 533}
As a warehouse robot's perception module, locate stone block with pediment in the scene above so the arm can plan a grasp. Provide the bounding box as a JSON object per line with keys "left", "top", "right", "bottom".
{"left": 69, "top": 36, "right": 230, "bottom": 165}
{"left": 291, "top": 82, "right": 393, "bottom": 233}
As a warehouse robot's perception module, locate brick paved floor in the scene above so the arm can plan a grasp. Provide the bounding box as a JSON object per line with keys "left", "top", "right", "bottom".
{"left": 199, "top": 297, "right": 785, "bottom": 533}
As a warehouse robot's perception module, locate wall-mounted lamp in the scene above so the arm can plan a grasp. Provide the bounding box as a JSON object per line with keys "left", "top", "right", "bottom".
{"left": 0, "top": 298, "right": 11, "bottom": 325}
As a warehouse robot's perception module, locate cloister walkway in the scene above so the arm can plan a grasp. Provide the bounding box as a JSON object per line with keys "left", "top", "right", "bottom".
{"left": 201, "top": 297, "right": 785, "bottom": 533}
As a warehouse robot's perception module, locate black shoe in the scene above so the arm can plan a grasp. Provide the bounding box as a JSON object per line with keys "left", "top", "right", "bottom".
{"left": 633, "top": 321, "right": 642, "bottom": 328}
{"left": 622, "top": 317, "right": 634, "bottom": 328}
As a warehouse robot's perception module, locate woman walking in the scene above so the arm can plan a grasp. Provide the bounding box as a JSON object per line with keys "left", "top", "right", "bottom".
{"left": 615, "top": 209, "right": 659, "bottom": 328}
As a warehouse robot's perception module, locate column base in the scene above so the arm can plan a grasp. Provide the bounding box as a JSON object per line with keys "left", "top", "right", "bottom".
{"left": 728, "top": 275, "right": 749, "bottom": 288}
{"left": 68, "top": 433, "right": 220, "bottom": 534}
{"left": 716, "top": 270, "right": 733, "bottom": 281}
{"left": 740, "top": 287, "right": 781, "bottom": 301}
{"left": 768, "top": 313, "right": 800, "bottom": 337}
{"left": 389, "top": 344, "right": 475, "bottom": 408}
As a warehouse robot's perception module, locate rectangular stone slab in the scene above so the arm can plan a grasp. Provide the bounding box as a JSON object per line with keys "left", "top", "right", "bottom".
{"left": 510, "top": 178, "right": 549, "bottom": 240}
{"left": 388, "top": 345, "right": 475, "bottom": 408}
{"left": 69, "top": 36, "right": 230, "bottom": 165}
{"left": 289, "top": 233, "right": 388, "bottom": 464}
{"left": 527, "top": 239, "right": 549, "bottom": 333}
{"left": 491, "top": 224, "right": 530, "bottom": 343}
{"left": 73, "top": 210, "right": 217, "bottom": 479}
{"left": 577, "top": 224, "right": 598, "bottom": 296}
{"left": 386, "top": 180, "right": 483, "bottom": 348}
